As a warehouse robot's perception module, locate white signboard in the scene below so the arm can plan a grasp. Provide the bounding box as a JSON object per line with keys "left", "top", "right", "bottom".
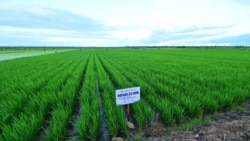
{"left": 116, "top": 87, "right": 140, "bottom": 106}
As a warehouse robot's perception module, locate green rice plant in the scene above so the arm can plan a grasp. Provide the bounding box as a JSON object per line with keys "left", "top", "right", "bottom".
{"left": 171, "top": 104, "right": 184, "bottom": 124}
{"left": 0, "top": 50, "right": 88, "bottom": 126}
{"left": 100, "top": 52, "right": 180, "bottom": 125}
{"left": 86, "top": 87, "right": 100, "bottom": 139}
{"left": 77, "top": 116, "right": 88, "bottom": 140}
{"left": 95, "top": 55, "right": 126, "bottom": 137}
{"left": 76, "top": 105, "right": 89, "bottom": 141}
{"left": 133, "top": 101, "right": 153, "bottom": 130}
{"left": 116, "top": 107, "right": 129, "bottom": 136}
{"left": 45, "top": 107, "right": 71, "bottom": 141}
{"left": 87, "top": 111, "right": 100, "bottom": 140}
{"left": 76, "top": 53, "right": 101, "bottom": 140}
{"left": 97, "top": 48, "right": 250, "bottom": 129}
{"left": 157, "top": 100, "right": 174, "bottom": 125}
{"left": 105, "top": 109, "right": 119, "bottom": 137}
{"left": 0, "top": 111, "right": 44, "bottom": 141}
{"left": 199, "top": 94, "right": 219, "bottom": 114}
{"left": 0, "top": 50, "right": 91, "bottom": 140}
{"left": 180, "top": 97, "right": 202, "bottom": 118}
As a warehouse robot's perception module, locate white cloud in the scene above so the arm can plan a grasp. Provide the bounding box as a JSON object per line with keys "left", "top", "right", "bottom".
{"left": 77, "top": 0, "right": 244, "bottom": 29}
{"left": 25, "top": 6, "right": 55, "bottom": 16}
{"left": 105, "top": 29, "right": 151, "bottom": 40}
{"left": 0, "top": 25, "right": 120, "bottom": 46}
{"left": 0, "top": 26, "right": 79, "bottom": 36}
{"left": 0, "top": 3, "right": 15, "bottom": 9}
{"left": 1, "top": 0, "right": 250, "bottom": 46}
{"left": 45, "top": 37, "right": 119, "bottom": 46}
{"left": 227, "top": 19, "right": 250, "bottom": 36}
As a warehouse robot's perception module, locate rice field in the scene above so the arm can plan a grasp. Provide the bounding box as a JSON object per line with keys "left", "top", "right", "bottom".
{"left": 0, "top": 47, "right": 249, "bottom": 140}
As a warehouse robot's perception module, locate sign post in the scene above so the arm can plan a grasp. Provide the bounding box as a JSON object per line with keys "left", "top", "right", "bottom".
{"left": 115, "top": 87, "right": 140, "bottom": 117}
{"left": 115, "top": 87, "right": 140, "bottom": 106}
{"left": 127, "top": 104, "right": 130, "bottom": 117}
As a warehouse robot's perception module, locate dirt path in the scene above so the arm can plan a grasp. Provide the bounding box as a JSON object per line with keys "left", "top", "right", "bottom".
{"left": 133, "top": 100, "right": 250, "bottom": 141}
{"left": 0, "top": 52, "right": 55, "bottom": 61}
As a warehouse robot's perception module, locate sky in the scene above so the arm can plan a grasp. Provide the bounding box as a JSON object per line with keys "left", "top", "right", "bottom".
{"left": 0, "top": 0, "right": 250, "bottom": 47}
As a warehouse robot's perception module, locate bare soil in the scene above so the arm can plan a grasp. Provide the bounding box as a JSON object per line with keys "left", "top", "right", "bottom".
{"left": 131, "top": 100, "right": 250, "bottom": 141}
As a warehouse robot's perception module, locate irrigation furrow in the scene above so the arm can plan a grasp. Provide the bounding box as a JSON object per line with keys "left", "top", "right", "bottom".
{"left": 64, "top": 53, "right": 91, "bottom": 141}
{"left": 35, "top": 55, "right": 88, "bottom": 141}
{"left": 35, "top": 104, "right": 53, "bottom": 141}
{"left": 95, "top": 52, "right": 129, "bottom": 137}
{"left": 94, "top": 53, "right": 110, "bottom": 141}
{"left": 37, "top": 53, "right": 90, "bottom": 141}
{"left": 96, "top": 54, "right": 133, "bottom": 121}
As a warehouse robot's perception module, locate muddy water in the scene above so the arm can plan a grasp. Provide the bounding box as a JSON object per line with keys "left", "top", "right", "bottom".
{"left": 0, "top": 51, "right": 55, "bottom": 61}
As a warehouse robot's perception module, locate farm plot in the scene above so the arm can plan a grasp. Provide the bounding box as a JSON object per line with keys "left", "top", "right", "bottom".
{"left": 0, "top": 48, "right": 249, "bottom": 140}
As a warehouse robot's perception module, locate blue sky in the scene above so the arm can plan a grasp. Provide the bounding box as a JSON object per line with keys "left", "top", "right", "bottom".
{"left": 0, "top": 0, "right": 250, "bottom": 46}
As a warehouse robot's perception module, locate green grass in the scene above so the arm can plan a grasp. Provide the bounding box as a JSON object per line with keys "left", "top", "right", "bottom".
{"left": 180, "top": 118, "right": 212, "bottom": 131}
{"left": 236, "top": 105, "right": 247, "bottom": 113}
